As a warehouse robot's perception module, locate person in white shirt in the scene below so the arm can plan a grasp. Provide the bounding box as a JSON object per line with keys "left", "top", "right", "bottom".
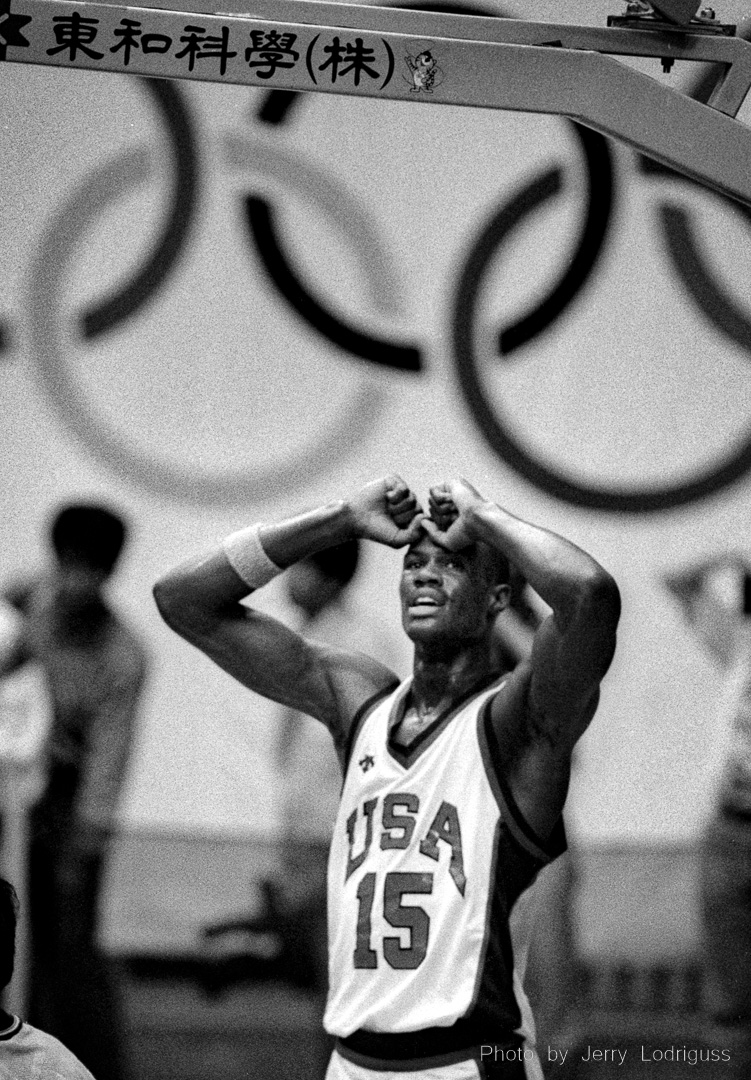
{"left": 666, "top": 557, "right": 751, "bottom": 1075}
{"left": 0, "top": 877, "right": 96, "bottom": 1080}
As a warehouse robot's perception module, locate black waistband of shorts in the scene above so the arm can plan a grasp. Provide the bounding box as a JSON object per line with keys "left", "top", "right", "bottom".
{"left": 338, "top": 1023, "right": 521, "bottom": 1061}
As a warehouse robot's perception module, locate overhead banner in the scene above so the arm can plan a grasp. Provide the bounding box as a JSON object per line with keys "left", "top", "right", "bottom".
{"left": 3, "top": 0, "right": 751, "bottom": 204}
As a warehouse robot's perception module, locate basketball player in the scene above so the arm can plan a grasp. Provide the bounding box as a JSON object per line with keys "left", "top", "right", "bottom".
{"left": 153, "top": 475, "right": 620, "bottom": 1080}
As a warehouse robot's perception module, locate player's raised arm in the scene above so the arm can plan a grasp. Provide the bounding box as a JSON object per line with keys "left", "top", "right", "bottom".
{"left": 426, "top": 478, "right": 620, "bottom": 753}
{"left": 153, "top": 476, "right": 423, "bottom": 741}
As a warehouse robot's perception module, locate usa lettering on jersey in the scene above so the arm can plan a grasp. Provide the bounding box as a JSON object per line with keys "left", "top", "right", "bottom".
{"left": 343, "top": 793, "right": 465, "bottom": 970}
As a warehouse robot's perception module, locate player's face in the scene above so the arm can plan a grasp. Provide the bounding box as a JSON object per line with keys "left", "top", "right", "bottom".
{"left": 400, "top": 534, "right": 499, "bottom": 645}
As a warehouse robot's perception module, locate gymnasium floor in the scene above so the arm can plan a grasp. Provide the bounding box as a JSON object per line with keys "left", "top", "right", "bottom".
{"left": 121, "top": 976, "right": 325, "bottom": 1080}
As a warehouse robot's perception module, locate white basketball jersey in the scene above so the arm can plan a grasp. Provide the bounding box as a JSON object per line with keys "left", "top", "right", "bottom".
{"left": 324, "top": 677, "right": 564, "bottom": 1042}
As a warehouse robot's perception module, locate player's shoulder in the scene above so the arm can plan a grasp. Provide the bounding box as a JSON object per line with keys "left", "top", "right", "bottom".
{"left": 317, "top": 646, "right": 401, "bottom": 756}
{"left": 315, "top": 640, "right": 400, "bottom": 710}
{"left": 489, "top": 660, "right": 533, "bottom": 715}
{"left": 4, "top": 1021, "right": 96, "bottom": 1079}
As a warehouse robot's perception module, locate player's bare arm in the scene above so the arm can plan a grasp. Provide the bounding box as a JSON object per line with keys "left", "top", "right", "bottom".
{"left": 427, "top": 478, "right": 620, "bottom": 833}
{"left": 153, "top": 476, "right": 423, "bottom": 745}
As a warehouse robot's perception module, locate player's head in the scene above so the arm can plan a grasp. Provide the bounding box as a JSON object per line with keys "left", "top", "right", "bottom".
{"left": 50, "top": 503, "right": 128, "bottom": 605}
{"left": 0, "top": 879, "right": 19, "bottom": 992}
{"left": 400, "top": 531, "right": 511, "bottom": 648}
{"left": 286, "top": 539, "right": 361, "bottom": 617}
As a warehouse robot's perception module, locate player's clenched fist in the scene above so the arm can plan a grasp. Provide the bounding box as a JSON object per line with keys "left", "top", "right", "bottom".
{"left": 346, "top": 475, "right": 424, "bottom": 548}
{"left": 425, "top": 478, "right": 488, "bottom": 550}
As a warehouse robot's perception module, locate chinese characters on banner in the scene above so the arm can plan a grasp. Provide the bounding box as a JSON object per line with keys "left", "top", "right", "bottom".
{"left": 0, "top": 0, "right": 401, "bottom": 90}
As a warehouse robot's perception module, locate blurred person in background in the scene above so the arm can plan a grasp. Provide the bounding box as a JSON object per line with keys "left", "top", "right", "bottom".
{"left": 0, "top": 877, "right": 95, "bottom": 1079}
{"left": 0, "top": 595, "right": 52, "bottom": 1018}
{"left": 2, "top": 503, "right": 147, "bottom": 1080}
{"left": 666, "top": 556, "right": 751, "bottom": 1074}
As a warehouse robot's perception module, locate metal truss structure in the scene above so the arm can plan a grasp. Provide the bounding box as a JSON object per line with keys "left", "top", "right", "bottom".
{"left": 2, "top": 0, "right": 751, "bottom": 204}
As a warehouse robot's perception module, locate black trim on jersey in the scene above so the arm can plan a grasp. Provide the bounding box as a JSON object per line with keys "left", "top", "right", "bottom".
{"left": 478, "top": 698, "right": 566, "bottom": 863}
{"left": 455, "top": 700, "right": 567, "bottom": 1045}
{"left": 463, "top": 814, "right": 553, "bottom": 1036}
{"left": 342, "top": 682, "right": 400, "bottom": 773}
{"left": 387, "top": 673, "right": 505, "bottom": 770}
{"left": 0, "top": 1016, "right": 22, "bottom": 1041}
{"left": 337, "top": 1024, "right": 524, "bottom": 1063}
{"left": 336, "top": 1041, "right": 476, "bottom": 1072}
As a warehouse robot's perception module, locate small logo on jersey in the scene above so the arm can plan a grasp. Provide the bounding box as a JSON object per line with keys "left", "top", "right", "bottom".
{"left": 359, "top": 754, "right": 375, "bottom": 772}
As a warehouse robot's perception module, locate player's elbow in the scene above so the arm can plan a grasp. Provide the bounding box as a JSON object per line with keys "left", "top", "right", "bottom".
{"left": 153, "top": 572, "right": 186, "bottom": 630}
{"left": 153, "top": 570, "right": 207, "bottom": 638}
{"left": 581, "top": 569, "right": 621, "bottom": 634}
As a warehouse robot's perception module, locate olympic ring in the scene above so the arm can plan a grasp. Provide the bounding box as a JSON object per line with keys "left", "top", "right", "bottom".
{"left": 398, "top": 2, "right": 616, "bottom": 364}
{"left": 244, "top": 1, "right": 521, "bottom": 371}
{"left": 453, "top": 141, "right": 751, "bottom": 511}
{"left": 0, "top": 77, "right": 195, "bottom": 357}
{"left": 659, "top": 201, "right": 751, "bottom": 355}
{"left": 256, "top": 89, "right": 300, "bottom": 127}
{"left": 222, "top": 131, "right": 418, "bottom": 369}
{"left": 0, "top": 77, "right": 196, "bottom": 354}
{"left": 498, "top": 122, "right": 614, "bottom": 357}
{"left": 637, "top": 58, "right": 751, "bottom": 362}
{"left": 248, "top": 92, "right": 423, "bottom": 370}
{"left": 449, "top": 11, "right": 751, "bottom": 513}
{"left": 222, "top": 132, "right": 407, "bottom": 316}
{"left": 27, "top": 148, "right": 389, "bottom": 503}
{"left": 452, "top": 171, "right": 619, "bottom": 510}
{"left": 82, "top": 78, "right": 200, "bottom": 339}
{"left": 244, "top": 199, "right": 420, "bottom": 371}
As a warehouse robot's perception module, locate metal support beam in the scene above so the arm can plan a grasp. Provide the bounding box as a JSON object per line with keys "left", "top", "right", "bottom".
{"left": 2, "top": 0, "right": 751, "bottom": 205}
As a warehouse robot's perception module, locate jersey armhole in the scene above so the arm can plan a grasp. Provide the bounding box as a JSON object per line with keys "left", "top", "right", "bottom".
{"left": 341, "top": 682, "right": 400, "bottom": 772}
{"left": 477, "top": 698, "right": 567, "bottom": 864}
{"left": 0, "top": 1016, "right": 23, "bottom": 1040}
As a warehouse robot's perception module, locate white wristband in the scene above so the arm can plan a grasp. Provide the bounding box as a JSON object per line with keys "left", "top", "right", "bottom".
{"left": 222, "top": 524, "right": 283, "bottom": 589}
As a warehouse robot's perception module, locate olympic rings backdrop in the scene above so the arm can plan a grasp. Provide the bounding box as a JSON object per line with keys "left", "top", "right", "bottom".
{"left": 2, "top": 0, "right": 751, "bottom": 847}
